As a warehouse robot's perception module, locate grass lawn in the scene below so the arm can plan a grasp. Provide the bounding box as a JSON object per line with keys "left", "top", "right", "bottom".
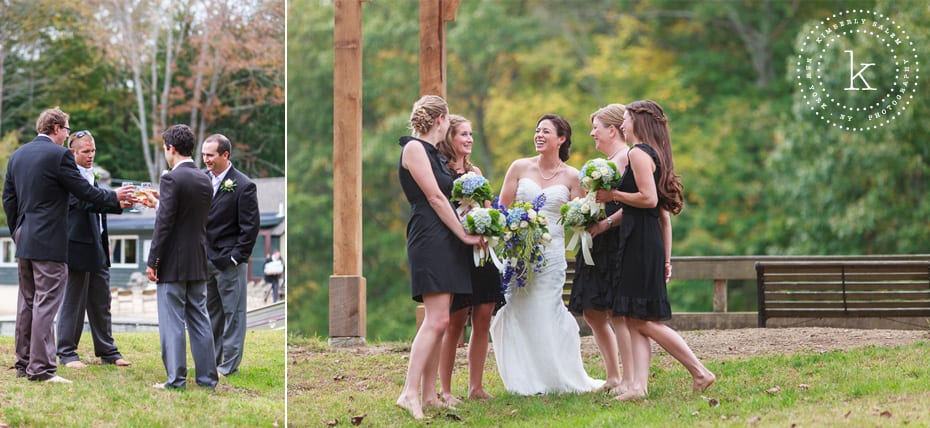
{"left": 0, "top": 329, "right": 284, "bottom": 427}
{"left": 288, "top": 335, "right": 930, "bottom": 427}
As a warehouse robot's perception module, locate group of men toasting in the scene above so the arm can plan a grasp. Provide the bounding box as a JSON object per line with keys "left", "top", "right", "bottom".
{"left": 3, "top": 107, "right": 260, "bottom": 389}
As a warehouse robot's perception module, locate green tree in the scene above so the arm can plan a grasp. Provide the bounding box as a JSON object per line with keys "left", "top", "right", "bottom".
{"left": 768, "top": 0, "right": 930, "bottom": 255}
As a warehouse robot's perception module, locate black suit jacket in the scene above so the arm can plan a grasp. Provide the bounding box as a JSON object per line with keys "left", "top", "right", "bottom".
{"left": 2, "top": 136, "right": 120, "bottom": 262}
{"left": 204, "top": 166, "right": 260, "bottom": 270}
{"left": 67, "top": 178, "right": 124, "bottom": 272}
{"left": 147, "top": 161, "right": 213, "bottom": 282}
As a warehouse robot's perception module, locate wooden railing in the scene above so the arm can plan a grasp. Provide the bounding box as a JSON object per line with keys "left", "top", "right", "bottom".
{"left": 565, "top": 254, "right": 930, "bottom": 312}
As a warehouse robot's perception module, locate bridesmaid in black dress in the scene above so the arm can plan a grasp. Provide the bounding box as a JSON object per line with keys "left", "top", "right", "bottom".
{"left": 436, "top": 115, "right": 505, "bottom": 405}
{"left": 568, "top": 104, "right": 629, "bottom": 393}
{"left": 595, "top": 100, "right": 715, "bottom": 401}
{"left": 395, "top": 96, "right": 485, "bottom": 419}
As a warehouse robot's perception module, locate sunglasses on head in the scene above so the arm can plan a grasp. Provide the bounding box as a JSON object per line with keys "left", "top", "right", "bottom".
{"left": 74, "top": 130, "right": 91, "bottom": 139}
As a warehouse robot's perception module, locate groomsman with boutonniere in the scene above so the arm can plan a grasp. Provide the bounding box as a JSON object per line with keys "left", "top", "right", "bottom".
{"left": 201, "top": 134, "right": 260, "bottom": 377}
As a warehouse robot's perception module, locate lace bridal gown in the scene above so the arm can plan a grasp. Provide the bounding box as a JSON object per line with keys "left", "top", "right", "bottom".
{"left": 490, "top": 178, "right": 605, "bottom": 395}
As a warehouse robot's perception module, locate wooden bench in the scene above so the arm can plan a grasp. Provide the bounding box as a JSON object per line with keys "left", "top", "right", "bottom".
{"left": 756, "top": 260, "right": 930, "bottom": 327}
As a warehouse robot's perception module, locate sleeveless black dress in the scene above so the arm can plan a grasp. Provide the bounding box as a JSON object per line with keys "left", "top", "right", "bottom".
{"left": 610, "top": 144, "right": 672, "bottom": 321}
{"left": 449, "top": 171, "right": 506, "bottom": 314}
{"left": 567, "top": 182, "right": 623, "bottom": 314}
{"left": 398, "top": 137, "right": 472, "bottom": 302}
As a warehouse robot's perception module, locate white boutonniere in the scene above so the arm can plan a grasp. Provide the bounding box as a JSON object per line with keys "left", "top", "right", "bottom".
{"left": 221, "top": 178, "right": 237, "bottom": 192}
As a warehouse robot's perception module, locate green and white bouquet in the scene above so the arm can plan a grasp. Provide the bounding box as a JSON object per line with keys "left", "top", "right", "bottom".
{"left": 558, "top": 195, "right": 601, "bottom": 265}
{"left": 451, "top": 172, "right": 494, "bottom": 215}
{"left": 579, "top": 157, "right": 621, "bottom": 217}
{"left": 462, "top": 207, "right": 505, "bottom": 268}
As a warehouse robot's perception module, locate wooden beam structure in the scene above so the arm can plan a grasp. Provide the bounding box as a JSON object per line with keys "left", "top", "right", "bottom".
{"left": 329, "top": 0, "right": 458, "bottom": 346}
{"left": 419, "top": 0, "right": 460, "bottom": 97}
{"left": 330, "top": 0, "right": 369, "bottom": 347}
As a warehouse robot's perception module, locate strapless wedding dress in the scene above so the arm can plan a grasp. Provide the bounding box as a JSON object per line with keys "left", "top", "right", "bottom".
{"left": 490, "top": 178, "right": 604, "bottom": 395}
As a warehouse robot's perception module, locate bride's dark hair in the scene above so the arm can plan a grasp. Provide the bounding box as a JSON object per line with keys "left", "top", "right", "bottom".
{"left": 537, "top": 114, "right": 572, "bottom": 161}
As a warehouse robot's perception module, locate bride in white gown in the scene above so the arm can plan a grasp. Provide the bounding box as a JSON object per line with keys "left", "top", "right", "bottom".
{"left": 490, "top": 114, "right": 605, "bottom": 395}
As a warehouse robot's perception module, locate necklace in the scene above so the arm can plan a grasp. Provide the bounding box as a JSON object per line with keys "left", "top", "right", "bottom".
{"left": 539, "top": 159, "right": 563, "bottom": 181}
{"left": 607, "top": 145, "right": 624, "bottom": 160}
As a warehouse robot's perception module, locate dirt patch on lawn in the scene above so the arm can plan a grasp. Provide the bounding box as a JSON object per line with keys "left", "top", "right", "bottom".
{"left": 308, "top": 327, "right": 929, "bottom": 360}
{"left": 649, "top": 327, "right": 929, "bottom": 360}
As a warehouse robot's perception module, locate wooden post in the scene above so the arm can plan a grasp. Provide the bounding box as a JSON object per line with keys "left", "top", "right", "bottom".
{"left": 713, "top": 279, "right": 728, "bottom": 313}
{"left": 330, "top": 0, "right": 369, "bottom": 347}
{"left": 419, "top": 0, "right": 460, "bottom": 97}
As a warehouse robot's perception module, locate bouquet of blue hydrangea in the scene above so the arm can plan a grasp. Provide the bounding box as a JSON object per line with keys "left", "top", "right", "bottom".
{"left": 578, "top": 158, "right": 621, "bottom": 217}
{"left": 451, "top": 172, "right": 494, "bottom": 214}
{"left": 559, "top": 195, "right": 601, "bottom": 265}
{"left": 462, "top": 207, "right": 505, "bottom": 268}
{"left": 495, "top": 194, "right": 551, "bottom": 291}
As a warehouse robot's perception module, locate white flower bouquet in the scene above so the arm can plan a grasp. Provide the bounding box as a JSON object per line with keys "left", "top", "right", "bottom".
{"left": 558, "top": 195, "right": 601, "bottom": 265}
{"left": 578, "top": 158, "right": 621, "bottom": 217}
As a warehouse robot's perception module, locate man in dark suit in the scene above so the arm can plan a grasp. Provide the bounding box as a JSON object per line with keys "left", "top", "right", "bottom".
{"left": 202, "top": 134, "right": 260, "bottom": 376}
{"left": 145, "top": 124, "right": 217, "bottom": 390}
{"left": 2, "top": 107, "right": 133, "bottom": 383}
{"left": 57, "top": 130, "right": 133, "bottom": 369}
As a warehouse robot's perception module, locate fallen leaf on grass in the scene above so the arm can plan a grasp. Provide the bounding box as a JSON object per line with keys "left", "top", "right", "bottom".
{"left": 880, "top": 410, "right": 892, "bottom": 418}
{"left": 351, "top": 414, "right": 366, "bottom": 425}
{"left": 844, "top": 410, "right": 851, "bottom": 418}
{"left": 333, "top": 374, "right": 345, "bottom": 381}
{"left": 766, "top": 386, "right": 781, "bottom": 394}
{"left": 707, "top": 397, "right": 720, "bottom": 408}
{"left": 445, "top": 413, "right": 463, "bottom": 421}
{"left": 747, "top": 416, "right": 761, "bottom": 424}
{"left": 691, "top": 411, "right": 699, "bottom": 416}
{"left": 325, "top": 419, "right": 338, "bottom": 426}
{"left": 510, "top": 409, "right": 518, "bottom": 416}
{"left": 798, "top": 384, "right": 810, "bottom": 390}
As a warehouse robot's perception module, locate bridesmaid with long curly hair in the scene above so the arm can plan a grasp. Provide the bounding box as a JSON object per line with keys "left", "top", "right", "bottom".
{"left": 596, "top": 100, "right": 715, "bottom": 401}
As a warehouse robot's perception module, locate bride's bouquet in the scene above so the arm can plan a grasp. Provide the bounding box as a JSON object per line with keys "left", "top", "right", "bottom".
{"left": 578, "top": 158, "right": 621, "bottom": 217}
{"left": 495, "top": 194, "right": 551, "bottom": 291}
{"left": 558, "top": 196, "right": 601, "bottom": 265}
{"left": 451, "top": 172, "right": 494, "bottom": 215}
{"left": 462, "top": 207, "right": 505, "bottom": 268}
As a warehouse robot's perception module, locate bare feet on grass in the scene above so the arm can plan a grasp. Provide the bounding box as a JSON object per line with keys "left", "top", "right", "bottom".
{"left": 395, "top": 396, "right": 424, "bottom": 419}
{"left": 468, "top": 388, "right": 493, "bottom": 401}
{"left": 693, "top": 370, "right": 716, "bottom": 393}
{"left": 614, "top": 388, "right": 647, "bottom": 402}
{"left": 423, "top": 397, "right": 457, "bottom": 411}
{"left": 439, "top": 392, "right": 463, "bottom": 407}
{"left": 600, "top": 379, "right": 624, "bottom": 395}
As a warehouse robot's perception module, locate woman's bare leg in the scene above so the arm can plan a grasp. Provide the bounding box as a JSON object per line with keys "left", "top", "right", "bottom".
{"left": 636, "top": 319, "right": 715, "bottom": 392}
{"left": 438, "top": 308, "right": 468, "bottom": 405}
{"left": 612, "top": 316, "right": 635, "bottom": 393}
{"left": 396, "top": 293, "right": 452, "bottom": 419}
{"left": 467, "top": 303, "right": 495, "bottom": 400}
{"left": 615, "top": 318, "right": 651, "bottom": 401}
{"left": 583, "top": 309, "right": 621, "bottom": 390}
